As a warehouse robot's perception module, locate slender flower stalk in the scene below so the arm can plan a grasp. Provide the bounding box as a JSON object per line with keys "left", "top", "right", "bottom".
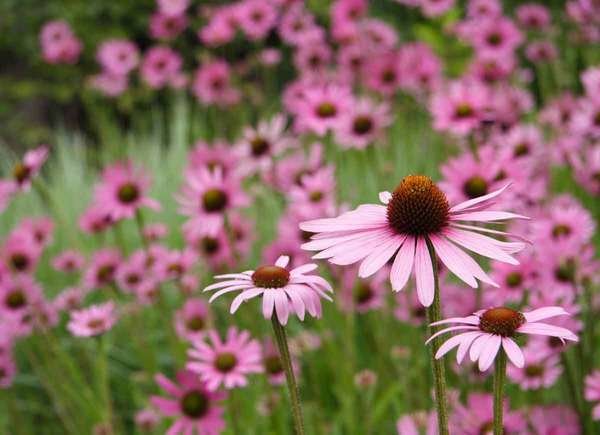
{"left": 493, "top": 351, "right": 507, "bottom": 435}
{"left": 271, "top": 317, "right": 304, "bottom": 435}
{"left": 425, "top": 239, "right": 449, "bottom": 435}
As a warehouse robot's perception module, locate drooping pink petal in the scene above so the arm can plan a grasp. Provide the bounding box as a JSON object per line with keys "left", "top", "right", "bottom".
{"left": 478, "top": 334, "right": 502, "bottom": 371}
{"left": 290, "top": 263, "right": 318, "bottom": 276}
{"left": 501, "top": 337, "right": 524, "bottom": 368}
{"left": 208, "top": 284, "right": 253, "bottom": 302}
{"left": 523, "top": 306, "right": 569, "bottom": 323}
{"left": 262, "top": 289, "right": 276, "bottom": 319}
{"left": 452, "top": 210, "right": 530, "bottom": 222}
{"left": 274, "top": 292, "right": 289, "bottom": 325}
{"left": 457, "top": 331, "right": 484, "bottom": 363}
{"left": 429, "top": 315, "right": 479, "bottom": 327}
{"left": 230, "top": 288, "right": 264, "bottom": 313}
{"left": 358, "top": 236, "right": 403, "bottom": 278}
{"left": 155, "top": 374, "right": 183, "bottom": 397}
{"left": 204, "top": 279, "right": 251, "bottom": 291}
{"left": 443, "top": 227, "right": 519, "bottom": 265}
{"left": 517, "top": 322, "right": 579, "bottom": 341}
{"left": 429, "top": 235, "right": 477, "bottom": 287}
{"left": 425, "top": 325, "right": 479, "bottom": 345}
{"left": 469, "top": 334, "right": 493, "bottom": 362}
{"left": 285, "top": 287, "right": 306, "bottom": 320}
{"left": 390, "top": 236, "right": 415, "bottom": 292}
{"left": 449, "top": 184, "right": 511, "bottom": 213}
{"left": 275, "top": 255, "right": 290, "bottom": 268}
{"left": 414, "top": 237, "right": 434, "bottom": 307}
{"left": 435, "top": 333, "right": 469, "bottom": 359}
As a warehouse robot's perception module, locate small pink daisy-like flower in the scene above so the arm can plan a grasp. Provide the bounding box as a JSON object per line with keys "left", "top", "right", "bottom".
{"left": 186, "top": 228, "right": 234, "bottom": 270}
{"left": 115, "top": 252, "right": 149, "bottom": 293}
{"left": 301, "top": 175, "right": 527, "bottom": 307}
{"left": 525, "top": 40, "right": 558, "bottom": 63}
{"left": 339, "top": 266, "right": 389, "bottom": 313}
{"left": 1, "top": 231, "right": 42, "bottom": 274}
{"left": 450, "top": 392, "right": 526, "bottom": 434}
{"left": 177, "top": 167, "right": 248, "bottom": 235}
{"left": 430, "top": 80, "right": 490, "bottom": 136}
{"left": 516, "top": 3, "right": 551, "bottom": 30}
{"left": 236, "top": 114, "right": 294, "bottom": 176}
{"left": 506, "top": 342, "right": 562, "bottom": 390}
{"left": 17, "top": 216, "right": 54, "bottom": 247}
{"left": 140, "top": 46, "right": 182, "bottom": 89}
{"left": 89, "top": 71, "right": 129, "bottom": 97}
{"left": 293, "top": 84, "right": 354, "bottom": 136}
{"left": 6, "top": 145, "right": 49, "bottom": 192}
{"left": 53, "top": 287, "right": 86, "bottom": 312}
{"left": 52, "top": 250, "right": 85, "bottom": 273}
{"left": 0, "top": 274, "right": 44, "bottom": 316}
{"left": 582, "top": 66, "right": 600, "bottom": 101}
{"left": 428, "top": 306, "right": 578, "bottom": 371}
{"left": 93, "top": 161, "right": 160, "bottom": 221}
{"left": 528, "top": 405, "right": 580, "bottom": 435}
{"left": 39, "top": 21, "right": 82, "bottom": 65}
{"left": 149, "top": 12, "right": 187, "bottom": 40}
{"left": 187, "top": 327, "right": 263, "bottom": 391}
{"left": 67, "top": 301, "right": 118, "bottom": 337}
{"left": 467, "top": 17, "right": 523, "bottom": 56}
{"left": 236, "top": 0, "right": 277, "bottom": 40}
{"left": 157, "top": 0, "right": 189, "bottom": 16}
{"left": 134, "top": 408, "right": 160, "bottom": 432}
{"left": 83, "top": 249, "right": 122, "bottom": 290}
{"left": 174, "top": 298, "right": 211, "bottom": 342}
{"left": 260, "top": 338, "right": 293, "bottom": 386}
{"left": 151, "top": 370, "right": 226, "bottom": 435}
{"left": 396, "top": 410, "right": 437, "bottom": 435}
{"left": 585, "top": 371, "right": 600, "bottom": 420}
{"left": 192, "top": 60, "right": 240, "bottom": 107}
{"left": 142, "top": 222, "right": 168, "bottom": 242}
{"left": 187, "top": 140, "right": 239, "bottom": 176}
{"left": 203, "top": 255, "right": 332, "bottom": 325}
{"left": 79, "top": 204, "right": 115, "bottom": 234}
{"left": 334, "top": 98, "right": 392, "bottom": 149}
{"left": 152, "top": 248, "right": 197, "bottom": 282}
{"left": 571, "top": 144, "right": 600, "bottom": 196}
{"left": 363, "top": 53, "right": 402, "bottom": 97}
{"left": 96, "top": 39, "right": 139, "bottom": 76}
{"left": 289, "top": 166, "right": 337, "bottom": 218}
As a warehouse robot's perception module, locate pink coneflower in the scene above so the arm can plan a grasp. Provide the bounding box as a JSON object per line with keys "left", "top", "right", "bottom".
{"left": 52, "top": 250, "right": 85, "bottom": 273}
{"left": 485, "top": 252, "right": 536, "bottom": 305}
{"left": 177, "top": 167, "right": 248, "bottom": 235}
{"left": 363, "top": 53, "right": 402, "bottom": 96}
{"left": 203, "top": 255, "right": 332, "bottom": 325}
{"left": 0, "top": 274, "right": 44, "bottom": 316}
{"left": 571, "top": 144, "right": 600, "bottom": 196}
{"left": 428, "top": 306, "right": 578, "bottom": 371}
{"left": 53, "top": 287, "right": 86, "bottom": 312}
{"left": 263, "top": 235, "right": 312, "bottom": 271}
{"left": 236, "top": 0, "right": 277, "bottom": 40}
{"left": 186, "top": 228, "right": 234, "bottom": 270}
{"left": 93, "top": 161, "right": 160, "bottom": 221}
{"left": 528, "top": 405, "right": 580, "bottom": 435}
{"left": 83, "top": 249, "right": 122, "bottom": 290}
{"left": 67, "top": 301, "right": 118, "bottom": 337}
{"left": 89, "top": 72, "right": 129, "bottom": 97}
{"left": 397, "top": 42, "right": 442, "bottom": 94}
{"left": 79, "top": 204, "right": 115, "bottom": 233}
{"left": 187, "top": 140, "right": 239, "bottom": 176}
{"left": 149, "top": 12, "right": 187, "bottom": 40}
{"left": 516, "top": 3, "right": 551, "bottom": 30}
{"left": 339, "top": 266, "right": 388, "bottom": 313}
{"left": 335, "top": 98, "right": 392, "bottom": 149}
{"left": 236, "top": 114, "right": 293, "bottom": 176}
{"left": 293, "top": 84, "right": 354, "bottom": 136}
{"left": 430, "top": 80, "right": 490, "bottom": 136}
{"left": 192, "top": 60, "right": 240, "bottom": 107}
{"left": 506, "top": 342, "right": 562, "bottom": 390}
{"left": 115, "top": 252, "right": 149, "bottom": 293}
{"left": 572, "top": 98, "right": 600, "bottom": 138}
{"left": 466, "top": 0, "right": 502, "bottom": 18}
{"left": 96, "top": 39, "right": 139, "bottom": 76}
{"left": 394, "top": 289, "right": 428, "bottom": 326}
{"left": 157, "top": 0, "right": 189, "bottom": 16}
{"left": 135, "top": 408, "right": 160, "bottom": 432}
{"left": 585, "top": 371, "right": 600, "bottom": 420}
{"left": 266, "top": 143, "right": 324, "bottom": 192}
{"left": 450, "top": 392, "right": 526, "bottom": 434}
{"left": 582, "top": 66, "right": 600, "bottom": 101}
{"left": 278, "top": 5, "right": 320, "bottom": 46}
{"left": 467, "top": 17, "right": 523, "bottom": 56}
{"left": 525, "top": 41, "right": 558, "bottom": 63}
{"left": 301, "top": 176, "right": 526, "bottom": 307}
{"left": 140, "top": 46, "right": 182, "bottom": 89}
{"left": 174, "top": 298, "right": 211, "bottom": 342}
{"left": 261, "top": 338, "right": 294, "bottom": 385}
{"left": 142, "top": 223, "right": 169, "bottom": 242}
{"left": 6, "top": 145, "right": 49, "bottom": 191}
{"left": 17, "top": 216, "right": 54, "bottom": 247}
{"left": 151, "top": 370, "right": 226, "bottom": 435}
{"left": 293, "top": 43, "right": 332, "bottom": 79}
{"left": 39, "top": 21, "right": 82, "bottom": 64}
{"left": 198, "top": 6, "right": 238, "bottom": 47}
{"left": 289, "top": 166, "right": 337, "bottom": 218}
{"left": 420, "top": 0, "right": 455, "bottom": 17}
{"left": 396, "top": 410, "right": 437, "bottom": 435}
{"left": 153, "top": 248, "right": 197, "bottom": 282}
{"left": 187, "top": 327, "right": 263, "bottom": 391}
{"left": 1, "top": 231, "right": 42, "bottom": 274}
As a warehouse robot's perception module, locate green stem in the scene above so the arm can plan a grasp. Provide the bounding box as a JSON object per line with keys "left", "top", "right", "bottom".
{"left": 425, "top": 239, "right": 449, "bottom": 435}
{"left": 493, "top": 351, "right": 507, "bottom": 435}
{"left": 270, "top": 317, "right": 305, "bottom": 435}
{"left": 97, "top": 336, "right": 114, "bottom": 433}
{"left": 134, "top": 209, "right": 148, "bottom": 251}
{"left": 228, "top": 389, "right": 241, "bottom": 435}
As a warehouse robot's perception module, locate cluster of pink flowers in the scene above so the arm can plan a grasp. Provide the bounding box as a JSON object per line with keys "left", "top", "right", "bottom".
{"left": 39, "top": 21, "right": 82, "bottom": 64}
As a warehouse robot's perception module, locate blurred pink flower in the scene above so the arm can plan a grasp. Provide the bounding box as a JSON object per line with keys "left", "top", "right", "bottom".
{"left": 192, "top": 60, "right": 240, "bottom": 107}
{"left": 67, "top": 301, "right": 118, "bottom": 337}
{"left": 174, "top": 298, "right": 211, "bottom": 342}
{"left": 96, "top": 39, "right": 139, "bottom": 76}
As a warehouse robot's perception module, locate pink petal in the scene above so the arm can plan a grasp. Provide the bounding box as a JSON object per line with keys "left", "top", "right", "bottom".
{"left": 204, "top": 279, "right": 251, "bottom": 291}
{"left": 285, "top": 288, "right": 306, "bottom": 320}
{"left": 435, "top": 333, "right": 469, "bottom": 359}
{"left": 429, "top": 235, "right": 477, "bottom": 288}
{"left": 457, "top": 332, "right": 484, "bottom": 363}
{"left": 390, "top": 236, "right": 415, "bottom": 292}
{"left": 478, "top": 334, "right": 502, "bottom": 371}
{"left": 414, "top": 237, "right": 434, "bottom": 307}
{"left": 430, "top": 315, "right": 479, "bottom": 327}
{"left": 208, "top": 284, "right": 253, "bottom": 302}
{"left": 290, "top": 263, "right": 318, "bottom": 276}
{"left": 469, "top": 334, "right": 493, "bottom": 362}
{"left": 154, "top": 374, "right": 182, "bottom": 397}
{"left": 502, "top": 337, "right": 524, "bottom": 368}
{"left": 358, "top": 236, "right": 403, "bottom": 278}
{"left": 262, "top": 289, "right": 276, "bottom": 319}
{"left": 230, "top": 288, "right": 263, "bottom": 313}
{"left": 517, "top": 322, "right": 578, "bottom": 341}
{"left": 274, "top": 292, "right": 290, "bottom": 325}
{"left": 425, "top": 325, "right": 479, "bottom": 345}
{"left": 523, "top": 306, "right": 569, "bottom": 323}
{"left": 315, "top": 228, "right": 392, "bottom": 261}
{"left": 301, "top": 229, "right": 381, "bottom": 251}
{"left": 450, "top": 183, "right": 511, "bottom": 213}
{"left": 443, "top": 228, "right": 519, "bottom": 265}
{"left": 275, "top": 256, "right": 290, "bottom": 268}
{"left": 452, "top": 211, "right": 529, "bottom": 222}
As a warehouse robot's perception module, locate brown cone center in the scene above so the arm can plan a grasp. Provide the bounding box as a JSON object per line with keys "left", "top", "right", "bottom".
{"left": 252, "top": 265, "right": 290, "bottom": 288}
{"left": 479, "top": 307, "right": 525, "bottom": 337}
